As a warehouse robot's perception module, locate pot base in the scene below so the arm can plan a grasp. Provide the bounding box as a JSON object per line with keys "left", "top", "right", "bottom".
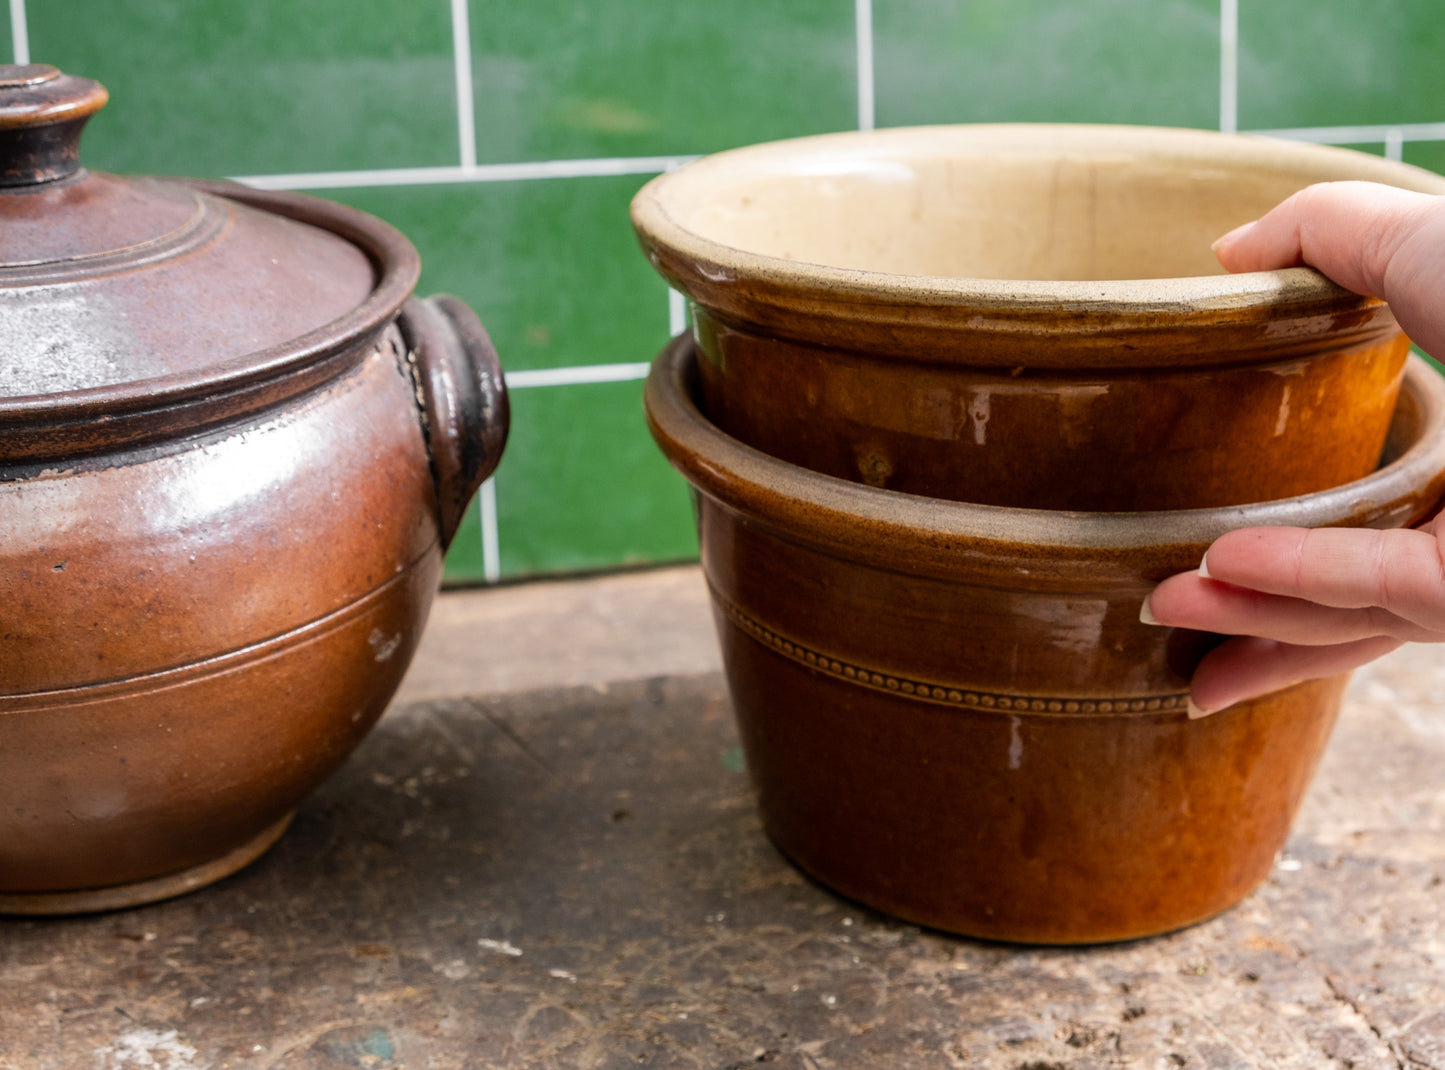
{"left": 0, "top": 812, "right": 294, "bottom": 916}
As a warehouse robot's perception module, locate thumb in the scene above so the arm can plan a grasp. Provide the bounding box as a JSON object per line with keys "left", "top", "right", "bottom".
{"left": 1211, "top": 180, "right": 1435, "bottom": 299}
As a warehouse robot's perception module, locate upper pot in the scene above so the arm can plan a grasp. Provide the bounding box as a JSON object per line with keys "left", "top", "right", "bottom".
{"left": 632, "top": 124, "right": 1445, "bottom": 510}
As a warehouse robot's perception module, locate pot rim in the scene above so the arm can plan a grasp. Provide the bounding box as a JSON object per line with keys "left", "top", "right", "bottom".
{"left": 0, "top": 181, "right": 420, "bottom": 455}
{"left": 633, "top": 125, "right": 1445, "bottom": 366}
{"left": 645, "top": 334, "right": 1445, "bottom": 582}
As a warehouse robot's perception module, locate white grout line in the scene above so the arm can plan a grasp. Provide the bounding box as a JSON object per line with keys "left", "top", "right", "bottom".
{"left": 504, "top": 362, "right": 651, "bottom": 389}
{"left": 230, "top": 155, "right": 699, "bottom": 192}
{"left": 1248, "top": 120, "right": 1445, "bottom": 144}
{"left": 450, "top": 0, "right": 477, "bottom": 170}
{"left": 855, "top": 0, "right": 875, "bottom": 131}
{"left": 668, "top": 289, "right": 688, "bottom": 337}
{"left": 9, "top": 0, "right": 28, "bottom": 65}
{"left": 1385, "top": 127, "right": 1405, "bottom": 162}
{"left": 228, "top": 131, "right": 1445, "bottom": 196}
{"left": 478, "top": 476, "right": 500, "bottom": 583}
{"left": 1218, "top": 0, "right": 1238, "bottom": 134}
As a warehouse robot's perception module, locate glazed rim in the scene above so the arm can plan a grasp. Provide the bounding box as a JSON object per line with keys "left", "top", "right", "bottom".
{"left": 645, "top": 334, "right": 1445, "bottom": 584}
{"left": 632, "top": 124, "right": 1445, "bottom": 350}
{"left": 0, "top": 182, "right": 420, "bottom": 443}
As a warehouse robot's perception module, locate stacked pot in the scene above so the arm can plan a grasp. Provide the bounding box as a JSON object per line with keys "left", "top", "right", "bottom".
{"left": 633, "top": 125, "right": 1445, "bottom": 943}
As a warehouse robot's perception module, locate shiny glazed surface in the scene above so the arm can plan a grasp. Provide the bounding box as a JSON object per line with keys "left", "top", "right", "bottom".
{"left": 692, "top": 310, "right": 1410, "bottom": 509}
{"left": 645, "top": 336, "right": 1445, "bottom": 942}
{"left": 0, "top": 304, "right": 506, "bottom": 899}
{"left": 1, "top": 328, "right": 435, "bottom": 695}
{"left": 633, "top": 124, "right": 1445, "bottom": 509}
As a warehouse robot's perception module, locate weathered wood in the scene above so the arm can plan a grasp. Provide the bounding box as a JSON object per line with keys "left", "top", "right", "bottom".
{"left": 2, "top": 642, "right": 1442, "bottom": 1069}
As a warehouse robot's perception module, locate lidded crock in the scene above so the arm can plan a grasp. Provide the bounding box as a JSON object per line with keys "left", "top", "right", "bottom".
{"left": 0, "top": 64, "right": 507, "bottom": 913}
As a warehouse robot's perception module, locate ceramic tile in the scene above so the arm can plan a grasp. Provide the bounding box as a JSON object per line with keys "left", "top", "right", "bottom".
{"left": 491, "top": 379, "right": 698, "bottom": 579}
{"left": 326, "top": 176, "right": 670, "bottom": 374}
{"left": 1403, "top": 140, "right": 1445, "bottom": 177}
{"left": 1238, "top": 0, "right": 1445, "bottom": 130}
{"left": 27, "top": 0, "right": 459, "bottom": 178}
{"left": 873, "top": 0, "right": 1220, "bottom": 129}
{"left": 468, "top": 0, "right": 855, "bottom": 163}
{"left": 323, "top": 177, "right": 679, "bottom": 580}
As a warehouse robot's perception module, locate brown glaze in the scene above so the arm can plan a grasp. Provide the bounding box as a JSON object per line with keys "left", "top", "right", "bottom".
{"left": 645, "top": 336, "right": 1445, "bottom": 943}
{"left": 692, "top": 311, "right": 1409, "bottom": 509}
{"left": 633, "top": 125, "right": 1445, "bottom": 509}
{"left": 0, "top": 67, "right": 508, "bottom": 911}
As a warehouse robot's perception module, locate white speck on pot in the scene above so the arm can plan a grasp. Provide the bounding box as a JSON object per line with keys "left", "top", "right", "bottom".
{"left": 368, "top": 628, "right": 403, "bottom": 662}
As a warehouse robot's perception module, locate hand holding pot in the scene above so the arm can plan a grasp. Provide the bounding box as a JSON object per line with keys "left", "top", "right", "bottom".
{"left": 1144, "top": 181, "right": 1445, "bottom": 714}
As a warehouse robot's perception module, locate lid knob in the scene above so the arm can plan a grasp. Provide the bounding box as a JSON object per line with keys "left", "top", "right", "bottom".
{"left": 0, "top": 63, "right": 108, "bottom": 187}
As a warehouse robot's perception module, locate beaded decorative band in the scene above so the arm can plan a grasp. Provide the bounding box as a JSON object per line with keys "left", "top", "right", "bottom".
{"left": 719, "top": 597, "right": 1190, "bottom": 718}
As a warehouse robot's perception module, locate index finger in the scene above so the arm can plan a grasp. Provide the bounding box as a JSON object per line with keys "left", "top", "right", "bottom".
{"left": 1201, "top": 524, "right": 1445, "bottom": 632}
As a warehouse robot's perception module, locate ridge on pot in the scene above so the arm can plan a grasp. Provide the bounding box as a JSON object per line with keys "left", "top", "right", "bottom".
{"left": 645, "top": 334, "right": 1445, "bottom": 944}
{"left": 632, "top": 124, "right": 1445, "bottom": 510}
{"left": 0, "top": 65, "right": 509, "bottom": 914}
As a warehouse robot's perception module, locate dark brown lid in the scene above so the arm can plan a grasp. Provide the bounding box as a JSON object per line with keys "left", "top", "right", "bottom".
{"left": 0, "top": 65, "right": 420, "bottom": 462}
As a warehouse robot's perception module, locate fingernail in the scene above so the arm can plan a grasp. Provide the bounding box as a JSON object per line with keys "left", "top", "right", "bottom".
{"left": 1197, "top": 553, "right": 1211, "bottom": 580}
{"left": 1187, "top": 698, "right": 1217, "bottom": 719}
{"left": 1139, "top": 596, "right": 1162, "bottom": 626}
{"left": 1211, "top": 220, "right": 1256, "bottom": 256}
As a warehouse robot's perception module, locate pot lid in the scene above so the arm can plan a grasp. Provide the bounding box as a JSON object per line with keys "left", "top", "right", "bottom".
{"left": 0, "top": 64, "right": 420, "bottom": 460}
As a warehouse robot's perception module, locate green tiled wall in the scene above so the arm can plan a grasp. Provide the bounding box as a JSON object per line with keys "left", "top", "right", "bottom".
{"left": 32, "top": 1, "right": 461, "bottom": 177}
{"left": 328, "top": 178, "right": 671, "bottom": 375}
{"left": 17, "top": 1, "right": 1445, "bottom": 584}
{"left": 467, "top": 0, "right": 856, "bottom": 163}
{"left": 1238, "top": 0, "right": 1445, "bottom": 130}
{"left": 874, "top": 0, "right": 1221, "bottom": 129}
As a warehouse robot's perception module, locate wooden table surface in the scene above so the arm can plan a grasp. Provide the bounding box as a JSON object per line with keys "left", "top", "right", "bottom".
{"left": 4, "top": 569, "right": 1443, "bottom": 1070}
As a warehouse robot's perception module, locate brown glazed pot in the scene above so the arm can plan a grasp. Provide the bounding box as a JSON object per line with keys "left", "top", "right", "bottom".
{"left": 646, "top": 335, "right": 1445, "bottom": 944}
{"left": 633, "top": 124, "right": 1445, "bottom": 509}
{"left": 0, "top": 66, "right": 508, "bottom": 913}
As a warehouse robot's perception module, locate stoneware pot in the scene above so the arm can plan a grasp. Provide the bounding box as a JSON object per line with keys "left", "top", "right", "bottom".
{"left": 646, "top": 334, "right": 1445, "bottom": 944}
{"left": 0, "top": 66, "right": 508, "bottom": 913}
{"left": 633, "top": 124, "right": 1445, "bottom": 510}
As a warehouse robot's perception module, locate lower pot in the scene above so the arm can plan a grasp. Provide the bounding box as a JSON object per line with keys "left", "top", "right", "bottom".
{"left": 645, "top": 335, "right": 1445, "bottom": 944}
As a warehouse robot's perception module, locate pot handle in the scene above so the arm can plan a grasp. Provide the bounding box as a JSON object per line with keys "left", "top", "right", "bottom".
{"left": 397, "top": 295, "right": 510, "bottom": 550}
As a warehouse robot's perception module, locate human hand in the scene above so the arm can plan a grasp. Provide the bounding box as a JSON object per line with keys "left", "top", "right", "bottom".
{"left": 1212, "top": 179, "right": 1445, "bottom": 362}
{"left": 1143, "top": 180, "right": 1445, "bottom": 716}
{"left": 1142, "top": 517, "right": 1445, "bottom": 715}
